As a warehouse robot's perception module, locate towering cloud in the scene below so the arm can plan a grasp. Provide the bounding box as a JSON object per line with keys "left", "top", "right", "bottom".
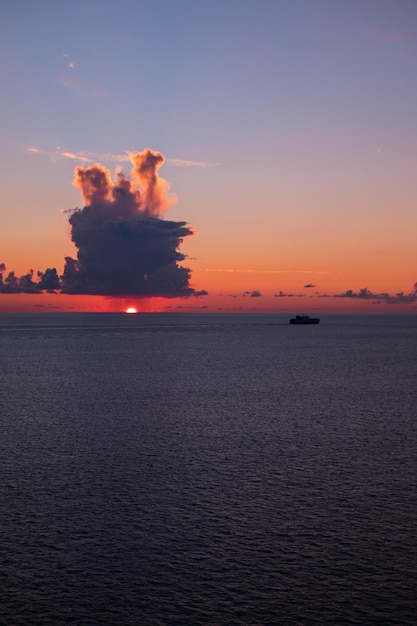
{"left": 62, "top": 148, "right": 199, "bottom": 297}
{"left": 0, "top": 148, "right": 205, "bottom": 299}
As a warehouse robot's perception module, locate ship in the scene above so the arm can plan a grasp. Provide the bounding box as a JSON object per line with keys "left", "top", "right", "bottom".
{"left": 289, "top": 314, "right": 320, "bottom": 325}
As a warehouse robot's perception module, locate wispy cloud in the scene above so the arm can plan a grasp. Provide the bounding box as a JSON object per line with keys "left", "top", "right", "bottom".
{"left": 26, "top": 147, "right": 91, "bottom": 163}
{"left": 26, "top": 146, "right": 218, "bottom": 168}
{"left": 386, "top": 35, "right": 417, "bottom": 42}
{"left": 57, "top": 52, "right": 104, "bottom": 98}
{"left": 168, "top": 158, "right": 219, "bottom": 168}
{"left": 201, "top": 268, "right": 329, "bottom": 274}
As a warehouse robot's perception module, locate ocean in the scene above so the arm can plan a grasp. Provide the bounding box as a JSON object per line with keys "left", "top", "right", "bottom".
{"left": 1, "top": 312, "right": 416, "bottom": 625}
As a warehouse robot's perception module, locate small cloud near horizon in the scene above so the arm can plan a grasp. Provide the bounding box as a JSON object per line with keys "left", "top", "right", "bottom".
{"left": 333, "top": 285, "right": 417, "bottom": 304}
{"left": 274, "top": 291, "right": 305, "bottom": 298}
{"left": 224, "top": 290, "right": 262, "bottom": 298}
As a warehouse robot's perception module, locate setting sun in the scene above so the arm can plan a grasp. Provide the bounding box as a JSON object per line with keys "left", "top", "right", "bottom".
{"left": 125, "top": 307, "right": 137, "bottom": 314}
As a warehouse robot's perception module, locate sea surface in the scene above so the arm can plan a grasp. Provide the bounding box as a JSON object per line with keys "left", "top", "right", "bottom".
{"left": 1, "top": 312, "right": 416, "bottom": 625}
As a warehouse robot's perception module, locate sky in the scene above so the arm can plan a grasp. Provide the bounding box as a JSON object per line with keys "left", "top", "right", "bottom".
{"left": 1, "top": 0, "right": 416, "bottom": 313}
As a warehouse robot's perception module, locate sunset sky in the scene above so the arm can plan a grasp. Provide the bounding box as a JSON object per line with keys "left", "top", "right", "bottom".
{"left": 1, "top": 0, "right": 416, "bottom": 313}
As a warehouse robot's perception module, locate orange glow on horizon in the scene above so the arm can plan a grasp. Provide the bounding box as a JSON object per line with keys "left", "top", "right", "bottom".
{"left": 0, "top": 291, "right": 416, "bottom": 314}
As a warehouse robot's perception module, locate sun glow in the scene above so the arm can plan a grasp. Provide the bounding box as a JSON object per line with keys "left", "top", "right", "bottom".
{"left": 125, "top": 307, "right": 137, "bottom": 314}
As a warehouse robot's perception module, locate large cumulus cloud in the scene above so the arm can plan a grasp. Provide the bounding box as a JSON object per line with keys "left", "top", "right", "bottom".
{"left": 0, "top": 149, "right": 206, "bottom": 299}
{"left": 61, "top": 149, "right": 199, "bottom": 297}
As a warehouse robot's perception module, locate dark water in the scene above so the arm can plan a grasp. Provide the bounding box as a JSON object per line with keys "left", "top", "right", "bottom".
{"left": 1, "top": 312, "right": 416, "bottom": 625}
